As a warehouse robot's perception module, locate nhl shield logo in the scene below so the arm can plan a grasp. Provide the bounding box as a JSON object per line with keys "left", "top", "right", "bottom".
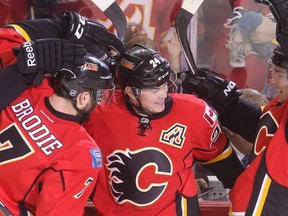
{"left": 159, "top": 123, "right": 187, "bottom": 148}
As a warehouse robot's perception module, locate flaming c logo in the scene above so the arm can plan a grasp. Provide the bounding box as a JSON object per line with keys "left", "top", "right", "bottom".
{"left": 106, "top": 147, "right": 172, "bottom": 206}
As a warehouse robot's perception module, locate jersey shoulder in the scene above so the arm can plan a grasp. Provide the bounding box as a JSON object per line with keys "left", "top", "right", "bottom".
{"left": 170, "top": 93, "right": 210, "bottom": 113}
{"left": 170, "top": 93, "right": 219, "bottom": 128}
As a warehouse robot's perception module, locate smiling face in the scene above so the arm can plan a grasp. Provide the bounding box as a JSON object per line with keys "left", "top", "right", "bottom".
{"left": 126, "top": 83, "right": 168, "bottom": 116}
{"left": 269, "top": 65, "right": 288, "bottom": 103}
{"left": 139, "top": 83, "right": 168, "bottom": 115}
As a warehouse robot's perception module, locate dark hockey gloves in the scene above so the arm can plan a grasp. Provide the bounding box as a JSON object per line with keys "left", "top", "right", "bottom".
{"left": 182, "top": 69, "right": 242, "bottom": 113}
{"left": 14, "top": 38, "right": 86, "bottom": 86}
{"left": 63, "top": 11, "right": 126, "bottom": 56}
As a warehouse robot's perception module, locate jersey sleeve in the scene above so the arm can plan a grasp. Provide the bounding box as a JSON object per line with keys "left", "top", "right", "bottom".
{"left": 218, "top": 98, "right": 262, "bottom": 143}
{"left": 200, "top": 140, "right": 244, "bottom": 189}
{"left": 35, "top": 169, "right": 97, "bottom": 215}
{"left": 191, "top": 103, "right": 244, "bottom": 188}
{"left": 0, "top": 19, "right": 66, "bottom": 68}
{"left": 190, "top": 103, "right": 228, "bottom": 161}
{"left": 0, "top": 19, "right": 64, "bottom": 111}
{"left": 9, "top": 19, "right": 66, "bottom": 40}
{"left": 0, "top": 64, "right": 30, "bottom": 111}
{"left": 34, "top": 143, "right": 99, "bottom": 215}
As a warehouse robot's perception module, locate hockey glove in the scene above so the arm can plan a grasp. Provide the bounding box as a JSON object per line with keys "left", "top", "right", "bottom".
{"left": 182, "top": 69, "right": 242, "bottom": 112}
{"left": 62, "top": 11, "right": 126, "bottom": 56}
{"left": 14, "top": 38, "right": 86, "bottom": 86}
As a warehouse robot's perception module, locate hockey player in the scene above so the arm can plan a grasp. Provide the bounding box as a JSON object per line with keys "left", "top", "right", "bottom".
{"left": 84, "top": 44, "right": 244, "bottom": 215}
{"left": 0, "top": 12, "right": 243, "bottom": 215}
{"left": 0, "top": 38, "right": 114, "bottom": 215}
{"left": 182, "top": 45, "right": 288, "bottom": 215}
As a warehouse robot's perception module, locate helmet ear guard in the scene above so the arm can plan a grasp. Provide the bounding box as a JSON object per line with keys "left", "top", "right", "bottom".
{"left": 131, "top": 86, "right": 141, "bottom": 99}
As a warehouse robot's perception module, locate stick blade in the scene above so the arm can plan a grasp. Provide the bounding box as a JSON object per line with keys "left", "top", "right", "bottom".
{"left": 181, "top": 0, "right": 204, "bottom": 14}
{"left": 175, "top": 8, "right": 196, "bottom": 74}
{"left": 91, "top": 0, "right": 127, "bottom": 41}
{"left": 103, "top": 2, "right": 127, "bottom": 41}
{"left": 175, "top": 0, "right": 205, "bottom": 75}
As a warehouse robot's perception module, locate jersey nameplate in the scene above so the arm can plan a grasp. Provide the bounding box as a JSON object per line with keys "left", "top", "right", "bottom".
{"left": 11, "top": 98, "right": 64, "bottom": 156}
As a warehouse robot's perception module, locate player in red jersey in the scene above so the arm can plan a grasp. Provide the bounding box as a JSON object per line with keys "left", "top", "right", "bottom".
{"left": 0, "top": 12, "right": 242, "bottom": 215}
{"left": 0, "top": 39, "right": 115, "bottom": 215}
{"left": 182, "top": 44, "right": 288, "bottom": 215}
{"left": 83, "top": 45, "right": 244, "bottom": 216}
{"left": 228, "top": 46, "right": 288, "bottom": 216}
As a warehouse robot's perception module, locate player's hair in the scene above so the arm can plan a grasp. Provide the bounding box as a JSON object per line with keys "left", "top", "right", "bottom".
{"left": 51, "top": 53, "right": 114, "bottom": 105}
{"left": 116, "top": 44, "right": 175, "bottom": 93}
{"left": 240, "top": 88, "right": 269, "bottom": 107}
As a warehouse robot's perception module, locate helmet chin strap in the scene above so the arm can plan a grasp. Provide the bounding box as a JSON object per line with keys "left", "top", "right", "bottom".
{"left": 130, "top": 87, "right": 152, "bottom": 136}
{"left": 131, "top": 87, "right": 150, "bottom": 116}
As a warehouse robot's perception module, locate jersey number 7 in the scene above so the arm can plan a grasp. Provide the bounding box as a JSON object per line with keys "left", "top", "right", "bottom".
{"left": 0, "top": 123, "right": 34, "bottom": 165}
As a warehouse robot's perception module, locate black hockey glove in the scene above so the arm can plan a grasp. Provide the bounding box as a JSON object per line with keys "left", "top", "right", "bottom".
{"left": 62, "top": 11, "right": 126, "bottom": 56}
{"left": 14, "top": 38, "right": 86, "bottom": 86}
{"left": 182, "top": 69, "right": 242, "bottom": 113}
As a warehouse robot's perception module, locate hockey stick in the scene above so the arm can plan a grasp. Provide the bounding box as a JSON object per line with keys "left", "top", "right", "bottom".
{"left": 91, "top": 0, "right": 127, "bottom": 41}
{"left": 175, "top": 0, "right": 205, "bottom": 75}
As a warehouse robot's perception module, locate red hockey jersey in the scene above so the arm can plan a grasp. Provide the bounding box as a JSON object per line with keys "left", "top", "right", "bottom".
{"left": 84, "top": 91, "right": 236, "bottom": 216}
{"left": 0, "top": 81, "right": 101, "bottom": 215}
{"left": 229, "top": 99, "right": 288, "bottom": 216}
{"left": 251, "top": 98, "right": 286, "bottom": 160}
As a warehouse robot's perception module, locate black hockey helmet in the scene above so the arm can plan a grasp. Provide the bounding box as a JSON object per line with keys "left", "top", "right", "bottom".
{"left": 116, "top": 44, "right": 176, "bottom": 92}
{"left": 271, "top": 46, "right": 288, "bottom": 69}
{"left": 53, "top": 53, "right": 114, "bottom": 105}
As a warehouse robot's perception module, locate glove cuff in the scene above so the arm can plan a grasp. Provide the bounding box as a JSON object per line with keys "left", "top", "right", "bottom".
{"left": 16, "top": 41, "right": 39, "bottom": 74}
{"left": 62, "top": 11, "right": 86, "bottom": 42}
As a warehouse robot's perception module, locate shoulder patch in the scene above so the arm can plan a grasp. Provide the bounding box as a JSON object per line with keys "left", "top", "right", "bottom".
{"left": 90, "top": 148, "right": 103, "bottom": 168}
{"left": 203, "top": 105, "right": 217, "bottom": 126}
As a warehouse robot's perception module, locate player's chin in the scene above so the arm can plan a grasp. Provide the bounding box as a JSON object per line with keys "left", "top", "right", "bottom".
{"left": 277, "top": 87, "right": 288, "bottom": 102}
{"left": 152, "top": 104, "right": 165, "bottom": 113}
{"left": 278, "top": 93, "right": 288, "bottom": 103}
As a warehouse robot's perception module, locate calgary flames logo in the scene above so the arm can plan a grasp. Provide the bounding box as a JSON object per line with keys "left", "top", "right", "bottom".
{"left": 106, "top": 147, "right": 172, "bottom": 206}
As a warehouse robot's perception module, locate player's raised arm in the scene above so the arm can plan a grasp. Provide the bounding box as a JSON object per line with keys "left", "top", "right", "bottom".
{"left": 0, "top": 38, "right": 86, "bottom": 111}
{"left": 182, "top": 69, "right": 262, "bottom": 142}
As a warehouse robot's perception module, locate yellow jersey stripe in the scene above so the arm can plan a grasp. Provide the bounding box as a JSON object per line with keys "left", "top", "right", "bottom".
{"left": 181, "top": 196, "right": 187, "bottom": 216}
{"left": 7, "top": 24, "right": 31, "bottom": 41}
{"left": 199, "top": 145, "right": 233, "bottom": 165}
{"left": 252, "top": 174, "right": 271, "bottom": 216}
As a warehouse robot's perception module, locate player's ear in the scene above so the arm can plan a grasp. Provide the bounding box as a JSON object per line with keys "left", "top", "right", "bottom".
{"left": 125, "top": 86, "right": 136, "bottom": 100}
{"left": 76, "top": 90, "right": 91, "bottom": 109}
